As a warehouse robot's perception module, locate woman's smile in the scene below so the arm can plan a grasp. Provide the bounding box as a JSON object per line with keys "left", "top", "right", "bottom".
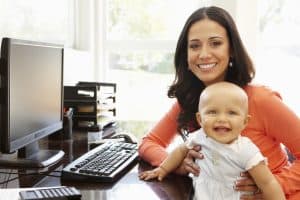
{"left": 197, "top": 63, "right": 217, "bottom": 71}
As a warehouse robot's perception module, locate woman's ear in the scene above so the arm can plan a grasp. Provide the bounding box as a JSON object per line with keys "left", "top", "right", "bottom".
{"left": 196, "top": 112, "right": 202, "bottom": 126}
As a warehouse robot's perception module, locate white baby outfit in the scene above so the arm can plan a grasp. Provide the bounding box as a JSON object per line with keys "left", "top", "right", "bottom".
{"left": 187, "top": 129, "right": 266, "bottom": 200}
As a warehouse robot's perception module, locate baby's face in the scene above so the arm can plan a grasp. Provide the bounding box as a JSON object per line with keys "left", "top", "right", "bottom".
{"left": 196, "top": 88, "right": 248, "bottom": 144}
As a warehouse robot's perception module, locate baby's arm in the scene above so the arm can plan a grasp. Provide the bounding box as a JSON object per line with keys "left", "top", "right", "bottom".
{"left": 248, "top": 162, "right": 286, "bottom": 200}
{"left": 139, "top": 143, "right": 188, "bottom": 181}
{"left": 138, "top": 166, "right": 168, "bottom": 181}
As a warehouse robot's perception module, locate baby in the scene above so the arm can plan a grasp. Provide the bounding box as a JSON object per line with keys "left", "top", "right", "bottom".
{"left": 139, "top": 82, "right": 285, "bottom": 200}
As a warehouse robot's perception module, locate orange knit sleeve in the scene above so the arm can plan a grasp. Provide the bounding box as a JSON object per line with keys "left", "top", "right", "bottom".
{"left": 249, "top": 86, "right": 300, "bottom": 196}
{"left": 138, "top": 102, "right": 180, "bottom": 166}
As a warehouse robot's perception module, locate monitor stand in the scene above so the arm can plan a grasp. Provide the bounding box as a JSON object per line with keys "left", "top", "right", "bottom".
{"left": 0, "top": 141, "right": 64, "bottom": 168}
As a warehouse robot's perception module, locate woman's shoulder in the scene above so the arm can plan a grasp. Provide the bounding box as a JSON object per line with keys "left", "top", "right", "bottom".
{"left": 169, "top": 100, "right": 181, "bottom": 114}
{"left": 243, "top": 83, "right": 282, "bottom": 101}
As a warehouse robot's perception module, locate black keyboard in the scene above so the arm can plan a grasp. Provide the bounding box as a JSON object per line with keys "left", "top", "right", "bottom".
{"left": 61, "top": 141, "right": 138, "bottom": 183}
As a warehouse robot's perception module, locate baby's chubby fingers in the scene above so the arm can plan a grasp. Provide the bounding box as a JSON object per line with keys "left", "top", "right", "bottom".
{"left": 138, "top": 171, "right": 151, "bottom": 180}
{"left": 138, "top": 170, "right": 159, "bottom": 181}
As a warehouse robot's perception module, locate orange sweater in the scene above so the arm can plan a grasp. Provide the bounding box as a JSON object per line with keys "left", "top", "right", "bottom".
{"left": 138, "top": 84, "right": 300, "bottom": 199}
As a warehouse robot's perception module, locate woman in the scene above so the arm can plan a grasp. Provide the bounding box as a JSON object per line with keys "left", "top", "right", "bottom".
{"left": 138, "top": 6, "right": 300, "bottom": 199}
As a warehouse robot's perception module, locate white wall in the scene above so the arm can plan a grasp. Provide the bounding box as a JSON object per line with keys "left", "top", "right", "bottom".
{"left": 64, "top": 48, "right": 93, "bottom": 85}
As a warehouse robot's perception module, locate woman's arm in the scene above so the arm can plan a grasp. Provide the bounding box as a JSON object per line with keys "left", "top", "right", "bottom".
{"left": 256, "top": 87, "right": 300, "bottom": 195}
{"left": 138, "top": 101, "right": 202, "bottom": 175}
{"left": 240, "top": 85, "right": 300, "bottom": 197}
{"left": 248, "top": 162, "right": 285, "bottom": 200}
{"left": 138, "top": 102, "right": 180, "bottom": 166}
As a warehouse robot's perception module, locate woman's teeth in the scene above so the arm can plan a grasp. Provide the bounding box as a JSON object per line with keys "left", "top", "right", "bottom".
{"left": 197, "top": 63, "right": 216, "bottom": 69}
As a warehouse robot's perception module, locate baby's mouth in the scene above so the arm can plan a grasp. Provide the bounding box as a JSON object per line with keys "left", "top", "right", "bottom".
{"left": 213, "top": 126, "right": 231, "bottom": 133}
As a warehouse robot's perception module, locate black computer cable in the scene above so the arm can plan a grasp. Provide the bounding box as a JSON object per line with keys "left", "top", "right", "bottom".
{"left": 0, "top": 170, "right": 62, "bottom": 186}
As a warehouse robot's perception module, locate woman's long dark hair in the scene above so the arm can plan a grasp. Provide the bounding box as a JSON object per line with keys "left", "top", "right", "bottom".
{"left": 168, "top": 6, "right": 255, "bottom": 133}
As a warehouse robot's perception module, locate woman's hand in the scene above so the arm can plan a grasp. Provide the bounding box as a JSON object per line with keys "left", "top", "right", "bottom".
{"left": 235, "top": 172, "right": 263, "bottom": 200}
{"left": 174, "top": 145, "right": 203, "bottom": 176}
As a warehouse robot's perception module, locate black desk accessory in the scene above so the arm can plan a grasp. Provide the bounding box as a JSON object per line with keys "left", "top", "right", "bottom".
{"left": 19, "top": 186, "right": 81, "bottom": 200}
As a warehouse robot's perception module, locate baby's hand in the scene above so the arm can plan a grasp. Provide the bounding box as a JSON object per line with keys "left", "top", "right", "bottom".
{"left": 138, "top": 167, "right": 166, "bottom": 181}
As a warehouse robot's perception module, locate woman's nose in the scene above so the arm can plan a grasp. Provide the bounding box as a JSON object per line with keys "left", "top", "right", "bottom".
{"left": 198, "top": 45, "right": 211, "bottom": 59}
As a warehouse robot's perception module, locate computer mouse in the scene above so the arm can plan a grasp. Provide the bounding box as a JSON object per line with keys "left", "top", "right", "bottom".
{"left": 111, "top": 132, "right": 138, "bottom": 144}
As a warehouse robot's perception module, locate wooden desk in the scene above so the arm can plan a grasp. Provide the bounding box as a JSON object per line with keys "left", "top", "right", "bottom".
{"left": 0, "top": 131, "right": 193, "bottom": 200}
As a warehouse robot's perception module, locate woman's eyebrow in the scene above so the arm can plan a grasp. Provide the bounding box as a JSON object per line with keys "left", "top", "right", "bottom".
{"left": 209, "top": 36, "right": 223, "bottom": 40}
{"left": 189, "top": 36, "right": 224, "bottom": 42}
{"left": 189, "top": 38, "right": 200, "bottom": 42}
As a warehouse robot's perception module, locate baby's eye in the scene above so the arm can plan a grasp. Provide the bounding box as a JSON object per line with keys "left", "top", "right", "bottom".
{"left": 207, "top": 110, "right": 217, "bottom": 114}
{"left": 228, "top": 111, "right": 237, "bottom": 115}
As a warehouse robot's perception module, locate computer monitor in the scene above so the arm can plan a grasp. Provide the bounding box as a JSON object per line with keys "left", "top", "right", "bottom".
{"left": 0, "top": 37, "right": 65, "bottom": 168}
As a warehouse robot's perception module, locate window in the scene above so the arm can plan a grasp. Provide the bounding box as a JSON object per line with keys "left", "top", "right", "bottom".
{"left": 0, "top": 0, "right": 72, "bottom": 45}
{"left": 101, "top": 0, "right": 210, "bottom": 138}
{"left": 256, "top": 0, "right": 300, "bottom": 116}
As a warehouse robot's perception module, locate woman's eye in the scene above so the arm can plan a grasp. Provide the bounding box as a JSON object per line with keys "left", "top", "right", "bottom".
{"left": 189, "top": 44, "right": 200, "bottom": 50}
{"left": 210, "top": 41, "right": 222, "bottom": 47}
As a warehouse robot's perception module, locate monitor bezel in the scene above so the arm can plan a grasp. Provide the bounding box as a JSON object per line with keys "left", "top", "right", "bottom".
{"left": 0, "top": 37, "right": 64, "bottom": 154}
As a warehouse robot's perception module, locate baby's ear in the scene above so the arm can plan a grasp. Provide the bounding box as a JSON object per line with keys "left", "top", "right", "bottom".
{"left": 196, "top": 112, "right": 202, "bottom": 126}
{"left": 244, "top": 114, "right": 251, "bottom": 125}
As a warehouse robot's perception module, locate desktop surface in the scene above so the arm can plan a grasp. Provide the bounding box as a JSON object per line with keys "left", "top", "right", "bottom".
{"left": 0, "top": 130, "right": 193, "bottom": 200}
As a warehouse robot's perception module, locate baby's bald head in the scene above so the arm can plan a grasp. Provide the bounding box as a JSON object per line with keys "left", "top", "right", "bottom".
{"left": 199, "top": 82, "right": 248, "bottom": 114}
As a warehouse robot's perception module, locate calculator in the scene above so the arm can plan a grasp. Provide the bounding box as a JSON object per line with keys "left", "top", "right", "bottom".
{"left": 19, "top": 186, "right": 81, "bottom": 200}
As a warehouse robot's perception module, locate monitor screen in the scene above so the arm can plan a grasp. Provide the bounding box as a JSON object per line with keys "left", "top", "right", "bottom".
{"left": 0, "top": 38, "right": 64, "bottom": 168}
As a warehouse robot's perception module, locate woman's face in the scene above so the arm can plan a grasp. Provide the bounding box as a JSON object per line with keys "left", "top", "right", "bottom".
{"left": 187, "top": 19, "right": 231, "bottom": 86}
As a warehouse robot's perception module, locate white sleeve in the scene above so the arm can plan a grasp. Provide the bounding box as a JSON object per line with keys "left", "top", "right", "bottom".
{"left": 239, "top": 137, "right": 267, "bottom": 170}
{"left": 186, "top": 129, "right": 203, "bottom": 149}
{"left": 245, "top": 152, "right": 267, "bottom": 170}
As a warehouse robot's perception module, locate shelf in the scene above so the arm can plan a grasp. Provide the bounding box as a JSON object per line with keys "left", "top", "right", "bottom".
{"left": 64, "top": 81, "right": 117, "bottom": 131}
